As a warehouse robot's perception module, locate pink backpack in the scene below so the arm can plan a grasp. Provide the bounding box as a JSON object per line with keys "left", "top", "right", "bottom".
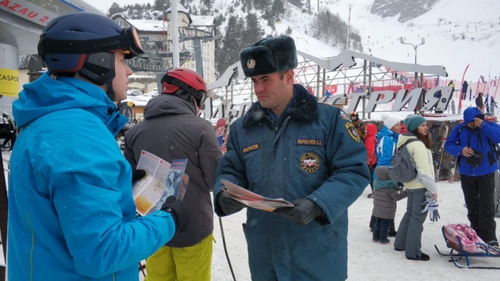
{"left": 443, "top": 224, "right": 485, "bottom": 254}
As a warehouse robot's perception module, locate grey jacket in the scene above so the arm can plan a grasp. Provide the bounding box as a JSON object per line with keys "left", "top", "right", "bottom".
{"left": 372, "top": 180, "right": 408, "bottom": 219}
{"left": 124, "top": 94, "right": 222, "bottom": 247}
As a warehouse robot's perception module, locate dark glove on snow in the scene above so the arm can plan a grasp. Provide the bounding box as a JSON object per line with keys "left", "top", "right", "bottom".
{"left": 161, "top": 196, "right": 190, "bottom": 232}
{"left": 217, "top": 191, "right": 246, "bottom": 215}
{"left": 273, "top": 198, "right": 323, "bottom": 225}
{"left": 132, "top": 169, "right": 146, "bottom": 183}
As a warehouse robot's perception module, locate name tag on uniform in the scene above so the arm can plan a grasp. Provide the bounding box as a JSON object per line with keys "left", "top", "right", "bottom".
{"left": 243, "top": 143, "right": 260, "bottom": 154}
{"left": 296, "top": 139, "right": 322, "bottom": 146}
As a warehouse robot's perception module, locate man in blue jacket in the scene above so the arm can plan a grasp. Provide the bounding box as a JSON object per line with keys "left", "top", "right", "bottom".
{"left": 213, "top": 35, "right": 370, "bottom": 281}
{"left": 444, "top": 107, "right": 500, "bottom": 248}
{"left": 8, "top": 13, "right": 189, "bottom": 281}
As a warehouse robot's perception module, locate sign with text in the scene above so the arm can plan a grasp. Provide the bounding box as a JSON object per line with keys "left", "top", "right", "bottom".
{"left": 0, "top": 0, "right": 57, "bottom": 26}
{"left": 200, "top": 86, "right": 454, "bottom": 121}
{"left": 0, "top": 68, "right": 19, "bottom": 97}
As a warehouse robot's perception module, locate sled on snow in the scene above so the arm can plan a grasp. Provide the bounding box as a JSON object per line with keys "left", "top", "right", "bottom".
{"left": 434, "top": 224, "right": 500, "bottom": 269}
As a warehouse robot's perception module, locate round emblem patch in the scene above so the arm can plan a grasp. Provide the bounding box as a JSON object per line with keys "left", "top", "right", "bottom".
{"left": 300, "top": 152, "right": 320, "bottom": 173}
{"left": 247, "top": 59, "right": 256, "bottom": 69}
{"left": 345, "top": 122, "right": 361, "bottom": 143}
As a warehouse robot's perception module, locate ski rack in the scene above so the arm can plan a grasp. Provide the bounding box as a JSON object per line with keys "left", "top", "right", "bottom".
{"left": 435, "top": 226, "right": 500, "bottom": 270}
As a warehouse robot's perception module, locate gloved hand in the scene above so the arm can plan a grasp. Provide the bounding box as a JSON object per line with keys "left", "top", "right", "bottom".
{"left": 132, "top": 169, "right": 146, "bottom": 183}
{"left": 161, "top": 196, "right": 190, "bottom": 232}
{"left": 273, "top": 198, "right": 323, "bottom": 225}
{"left": 217, "top": 191, "right": 246, "bottom": 215}
{"left": 421, "top": 192, "right": 440, "bottom": 222}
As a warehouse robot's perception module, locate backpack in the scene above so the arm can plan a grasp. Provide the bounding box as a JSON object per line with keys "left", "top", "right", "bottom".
{"left": 388, "top": 138, "right": 420, "bottom": 182}
{"left": 442, "top": 224, "right": 486, "bottom": 254}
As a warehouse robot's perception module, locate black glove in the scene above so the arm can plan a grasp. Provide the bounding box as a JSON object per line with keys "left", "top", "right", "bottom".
{"left": 132, "top": 169, "right": 146, "bottom": 183}
{"left": 273, "top": 198, "right": 323, "bottom": 225}
{"left": 217, "top": 191, "right": 246, "bottom": 215}
{"left": 161, "top": 196, "right": 190, "bottom": 232}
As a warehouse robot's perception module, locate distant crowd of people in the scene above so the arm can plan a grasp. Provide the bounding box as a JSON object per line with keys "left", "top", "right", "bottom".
{"left": 351, "top": 107, "right": 500, "bottom": 261}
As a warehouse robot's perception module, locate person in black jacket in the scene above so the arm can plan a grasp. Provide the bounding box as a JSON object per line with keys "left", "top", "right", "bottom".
{"left": 462, "top": 80, "right": 469, "bottom": 100}
{"left": 124, "top": 68, "right": 222, "bottom": 280}
{"left": 476, "top": 92, "right": 485, "bottom": 113}
{"left": 444, "top": 107, "right": 500, "bottom": 248}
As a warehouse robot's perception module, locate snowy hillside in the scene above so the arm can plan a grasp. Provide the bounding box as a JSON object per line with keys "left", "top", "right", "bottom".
{"left": 220, "top": 0, "right": 499, "bottom": 81}
{"left": 90, "top": 0, "right": 500, "bottom": 81}
{"left": 108, "top": 0, "right": 496, "bottom": 81}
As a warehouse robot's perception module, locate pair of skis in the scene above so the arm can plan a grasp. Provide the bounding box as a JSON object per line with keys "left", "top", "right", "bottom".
{"left": 436, "top": 125, "right": 449, "bottom": 182}
{"left": 434, "top": 124, "right": 460, "bottom": 184}
{"left": 449, "top": 154, "right": 458, "bottom": 183}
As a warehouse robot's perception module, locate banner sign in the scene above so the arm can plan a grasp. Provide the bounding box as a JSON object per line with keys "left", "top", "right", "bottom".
{"left": 0, "top": 68, "right": 19, "bottom": 97}
{"left": 200, "top": 86, "right": 454, "bottom": 121}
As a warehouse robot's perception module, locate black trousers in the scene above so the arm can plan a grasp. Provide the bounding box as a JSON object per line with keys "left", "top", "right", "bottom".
{"left": 370, "top": 216, "right": 395, "bottom": 233}
{"left": 461, "top": 173, "right": 498, "bottom": 243}
{"left": 368, "top": 164, "right": 376, "bottom": 191}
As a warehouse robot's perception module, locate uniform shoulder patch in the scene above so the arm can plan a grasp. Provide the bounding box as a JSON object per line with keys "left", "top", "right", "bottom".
{"left": 345, "top": 122, "right": 361, "bottom": 142}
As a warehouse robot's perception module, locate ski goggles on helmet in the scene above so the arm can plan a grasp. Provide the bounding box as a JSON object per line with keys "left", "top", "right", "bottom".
{"left": 163, "top": 75, "right": 208, "bottom": 110}
{"left": 38, "top": 27, "right": 143, "bottom": 59}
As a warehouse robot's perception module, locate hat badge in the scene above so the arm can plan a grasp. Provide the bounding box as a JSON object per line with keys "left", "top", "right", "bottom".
{"left": 246, "top": 59, "right": 256, "bottom": 69}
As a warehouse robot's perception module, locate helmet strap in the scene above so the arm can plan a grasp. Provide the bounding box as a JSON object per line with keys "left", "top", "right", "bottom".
{"left": 173, "top": 88, "right": 194, "bottom": 104}
{"left": 106, "top": 81, "right": 115, "bottom": 101}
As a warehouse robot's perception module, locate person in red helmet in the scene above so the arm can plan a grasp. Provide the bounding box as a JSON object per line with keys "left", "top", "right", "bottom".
{"left": 8, "top": 12, "right": 189, "bottom": 281}
{"left": 124, "top": 68, "right": 222, "bottom": 281}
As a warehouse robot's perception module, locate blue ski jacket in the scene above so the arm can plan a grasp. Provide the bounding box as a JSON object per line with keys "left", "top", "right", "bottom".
{"left": 375, "top": 126, "right": 399, "bottom": 167}
{"left": 444, "top": 108, "right": 500, "bottom": 176}
{"left": 213, "top": 84, "right": 370, "bottom": 281}
{"left": 8, "top": 73, "right": 176, "bottom": 281}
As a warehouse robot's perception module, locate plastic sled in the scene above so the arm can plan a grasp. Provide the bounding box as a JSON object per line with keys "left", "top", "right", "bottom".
{"left": 434, "top": 224, "right": 500, "bottom": 269}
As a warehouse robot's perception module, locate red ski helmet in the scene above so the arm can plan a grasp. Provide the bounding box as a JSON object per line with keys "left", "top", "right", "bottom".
{"left": 161, "top": 68, "right": 208, "bottom": 109}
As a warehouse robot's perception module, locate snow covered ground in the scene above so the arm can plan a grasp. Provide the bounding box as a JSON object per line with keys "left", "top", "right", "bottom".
{"left": 1, "top": 178, "right": 498, "bottom": 280}
{"left": 209, "top": 181, "right": 499, "bottom": 281}
{"left": 206, "top": 101, "right": 500, "bottom": 280}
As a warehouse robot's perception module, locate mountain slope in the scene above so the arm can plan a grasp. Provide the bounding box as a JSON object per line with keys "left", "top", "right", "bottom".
{"left": 209, "top": 0, "right": 499, "bottom": 80}
{"left": 103, "top": 0, "right": 499, "bottom": 81}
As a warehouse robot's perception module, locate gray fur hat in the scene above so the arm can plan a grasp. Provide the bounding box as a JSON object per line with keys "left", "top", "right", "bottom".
{"left": 239, "top": 35, "right": 298, "bottom": 77}
{"left": 375, "top": 166, "right": 391, "bottom": 180}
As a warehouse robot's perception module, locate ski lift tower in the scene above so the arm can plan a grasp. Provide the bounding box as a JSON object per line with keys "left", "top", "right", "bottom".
{"left": 178, "top": 24, "right": 215, "bottom": 78}
{"left": 125, "top": 12, "right": 214, "bottom": 92}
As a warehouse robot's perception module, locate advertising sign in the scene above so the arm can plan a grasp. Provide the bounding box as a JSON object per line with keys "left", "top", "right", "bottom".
{"left": 0, "top": 68, "right": 19, "bottom": 97}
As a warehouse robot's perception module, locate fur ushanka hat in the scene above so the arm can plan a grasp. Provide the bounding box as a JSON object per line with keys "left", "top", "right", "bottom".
{"left": 239, "top": 35, "right": 298, "bottom": 77}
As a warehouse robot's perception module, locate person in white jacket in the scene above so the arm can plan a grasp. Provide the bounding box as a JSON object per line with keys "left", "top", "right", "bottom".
{"left": 393, "top": 115, "right": 438, "bottom": 261}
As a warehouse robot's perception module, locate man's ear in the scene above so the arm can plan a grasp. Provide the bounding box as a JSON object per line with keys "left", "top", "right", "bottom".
{"left": 285, "top": 69, "right": 294, "bottom": 84}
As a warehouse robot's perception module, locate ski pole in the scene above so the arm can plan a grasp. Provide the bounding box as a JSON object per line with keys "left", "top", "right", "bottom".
{"left": 219, "top": 217, "right": 237, "bottom": 281}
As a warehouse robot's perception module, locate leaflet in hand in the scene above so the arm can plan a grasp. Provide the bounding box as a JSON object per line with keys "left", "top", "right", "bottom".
{"left": 132, "top": 150, "right": 188, "bottom": 216}
{"left": 220, "top": 180, "right": 294, "bottom": 212}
